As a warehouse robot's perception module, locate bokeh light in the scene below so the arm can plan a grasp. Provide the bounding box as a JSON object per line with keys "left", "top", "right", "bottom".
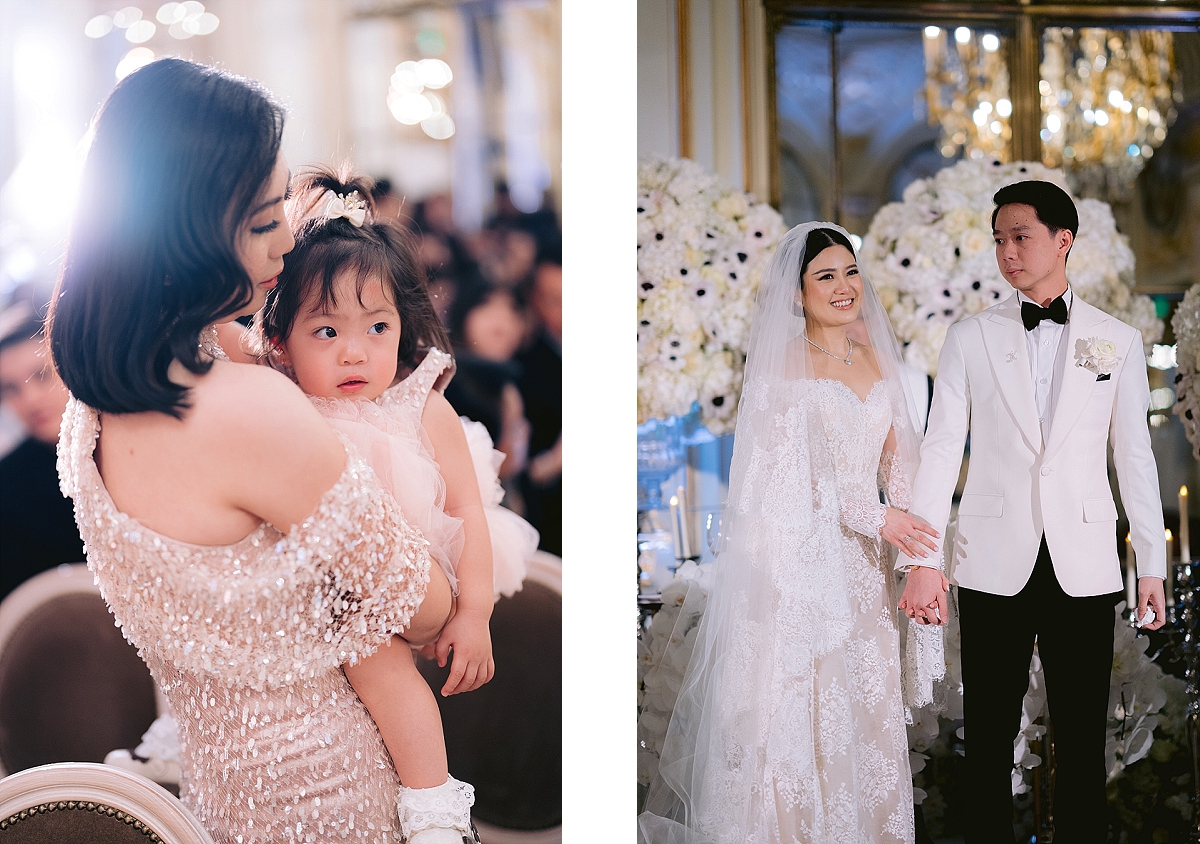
{"left": 421, "top": 113, "right": 455, "bottom": 140}
{"left": 113, "top": 7, "right": 143, "bottom": 28}
{"left": 85, "top": 15, "right": 114, "bottom": 38}
{"left": 116, "top": 47, "right": 156, "bottom": 81}
{"left": 389, "top": 91, "right": 433, "bottom": 125}
{"left": 417, "top": 59, "right": 453, "bottom": 89}
{"left": 126, "top": 20, "right": 157, "bottom": 43}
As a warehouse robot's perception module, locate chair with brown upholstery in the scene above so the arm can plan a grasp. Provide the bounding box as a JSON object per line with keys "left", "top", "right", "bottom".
{"left": 0, "top": 564, "right": 158, "bottom": 778}
{"left": 0, "top": 762, "right": 213, "bottom": 843}
{"left": 418, "top": 550, "right": 562, "bottom": 844}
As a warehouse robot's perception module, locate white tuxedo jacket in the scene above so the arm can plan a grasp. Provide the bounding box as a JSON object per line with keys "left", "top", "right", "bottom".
{"left": 907, "top": 293, "right": 1166, "bottom": 597}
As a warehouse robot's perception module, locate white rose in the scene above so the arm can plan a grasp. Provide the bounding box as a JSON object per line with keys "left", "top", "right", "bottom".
{"left": 1075, "top": 336, "right": 1119, "bottom": 375}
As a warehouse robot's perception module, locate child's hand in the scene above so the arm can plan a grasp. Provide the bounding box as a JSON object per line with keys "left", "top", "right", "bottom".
{"left": 434, "top": 608, "right": 494, "bottom": 696}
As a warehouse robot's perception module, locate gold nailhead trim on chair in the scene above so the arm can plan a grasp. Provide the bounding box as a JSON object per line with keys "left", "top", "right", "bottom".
{"left": 0, "top": 800, "right": 165, "bottom": 842}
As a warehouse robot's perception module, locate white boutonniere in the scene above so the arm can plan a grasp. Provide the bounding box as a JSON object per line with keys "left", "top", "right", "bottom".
{"left": 1074, "top": 336, "right": 1120, "bottom": 376}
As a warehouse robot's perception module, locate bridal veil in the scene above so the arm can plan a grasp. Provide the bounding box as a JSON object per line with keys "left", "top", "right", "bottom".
{"left": 639, "top": 222, "right": 944, "bottom": 844}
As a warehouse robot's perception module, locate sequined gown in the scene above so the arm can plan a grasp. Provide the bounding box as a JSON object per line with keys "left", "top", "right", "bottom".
{"left": 308, "top": 348, "right": 538, "bottom": 600}
{"left": 57, "top": 398, "right": 432, "bottom": 843}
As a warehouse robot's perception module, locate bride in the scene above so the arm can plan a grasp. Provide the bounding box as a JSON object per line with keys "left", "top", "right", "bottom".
{"left": 639, "top": 223, "right": 947, "bottom": 843}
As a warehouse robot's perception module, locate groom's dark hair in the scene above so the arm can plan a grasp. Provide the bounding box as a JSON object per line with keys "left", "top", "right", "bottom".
{"left": 992, "top": 180, "right": 1078, "bottom": 264}
{"left": 991, "top": 181, "right": 1078, "bottom": 238}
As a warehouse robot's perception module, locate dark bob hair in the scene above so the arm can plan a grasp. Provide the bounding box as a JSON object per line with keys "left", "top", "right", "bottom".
{"left": 258, "top": 165, "right": 451, "bottom": 381}
{"left": 47, "top": 59, "right": 285, "bottom": 417}
{"left": 799, "top": 227, "right": 857, "bottom": 285}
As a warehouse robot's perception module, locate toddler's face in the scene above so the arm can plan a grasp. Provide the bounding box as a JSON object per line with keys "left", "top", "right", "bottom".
{"left": 282, "top": 271, "right": 401, "bottom": 401}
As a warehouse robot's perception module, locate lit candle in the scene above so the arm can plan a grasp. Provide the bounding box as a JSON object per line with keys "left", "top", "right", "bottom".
{"left": 1165, "top": 528, "right": 1175, "bottom": 608}
{"left": 669, "top": 495, "right": 683, "bottom": 561}
{"left": 1125, "top": 533, "right": 1137, "bottom": 615}
{"left": 677, "top": 485, "right": 693, "bottom": 559}
{"left": 1180, "top": 486, "right": 1190, "bottom": 563}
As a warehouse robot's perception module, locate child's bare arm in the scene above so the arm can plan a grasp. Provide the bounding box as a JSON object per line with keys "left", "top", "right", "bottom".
{"left": 422, "top": 391, "right": 495, "bottom": 696}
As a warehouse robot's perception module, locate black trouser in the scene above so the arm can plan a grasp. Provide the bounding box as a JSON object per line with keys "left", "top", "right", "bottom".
{"left": 958, "top": 536, "right": 1119, "bottom": 844}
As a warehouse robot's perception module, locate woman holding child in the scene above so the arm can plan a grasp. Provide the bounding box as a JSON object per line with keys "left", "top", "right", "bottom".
{"left": 48, "top": 58, "right": 489, "bottom": 843}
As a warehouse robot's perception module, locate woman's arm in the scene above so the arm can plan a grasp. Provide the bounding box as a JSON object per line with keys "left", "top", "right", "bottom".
{"left": 422, "top": 390, "right": 495, "bottom": 696}
{"left": 212, "top": 364, "right": 452, "bottom": 641}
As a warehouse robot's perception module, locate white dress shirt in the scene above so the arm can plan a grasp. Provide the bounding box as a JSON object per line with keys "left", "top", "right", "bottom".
{"left": 1018, "top": 286, "right": 1073, "bottom": 442}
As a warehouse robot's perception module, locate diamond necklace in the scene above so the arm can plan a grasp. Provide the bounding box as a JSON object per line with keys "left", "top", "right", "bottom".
{"left": 805, "top": 334, "right": 853, "bottom": 366}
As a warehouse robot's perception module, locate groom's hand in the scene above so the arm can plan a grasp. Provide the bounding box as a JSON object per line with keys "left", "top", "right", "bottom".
{"left": 1137, "top": 576, "right": 1166, "bottom": 631}
{"left": 898, "top": 565, "right": 950, "bottom": 626}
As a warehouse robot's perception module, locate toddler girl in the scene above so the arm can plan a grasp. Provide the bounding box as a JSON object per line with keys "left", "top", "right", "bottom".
{"left": 257, "top": 166, "right": 538, "bottom": 842}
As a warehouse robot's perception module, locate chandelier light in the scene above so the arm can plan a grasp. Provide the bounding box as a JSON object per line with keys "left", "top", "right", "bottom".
{"left": 1040, "top": 28, "right": 1179, "bottom": 200}
{"left": 387, "top": 59, "right": 456, "bottom": 139}
{"left": 923, "top": 26, "right": 1012, "bottom": 162}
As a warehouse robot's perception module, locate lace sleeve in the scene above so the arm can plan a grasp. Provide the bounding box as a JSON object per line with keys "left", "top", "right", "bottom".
{"left": 838, "top": 497, "right": 886, "bottom": 538}
{"left": 878, "top": 447, "right": 911, "bottom": 510}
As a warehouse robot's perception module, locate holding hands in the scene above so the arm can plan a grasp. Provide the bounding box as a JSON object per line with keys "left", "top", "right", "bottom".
{"left": 898, "top": 565, "right": 951, "bottom": 626}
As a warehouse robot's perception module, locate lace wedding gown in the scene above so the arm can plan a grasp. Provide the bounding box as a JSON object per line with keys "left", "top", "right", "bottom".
{"left": 57, "top": 398, "right": 434, "bottom": 843}
{"left": 647, "top": 378, "right": 916, "bottom": 844}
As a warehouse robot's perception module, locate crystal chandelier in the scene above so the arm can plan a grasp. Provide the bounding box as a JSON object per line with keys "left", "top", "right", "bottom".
{"left": 923, "top": 26, "right": 1012, "bottom": 163}
{"left": 1040, "top": 28, "right": 1180, "bottom": 201}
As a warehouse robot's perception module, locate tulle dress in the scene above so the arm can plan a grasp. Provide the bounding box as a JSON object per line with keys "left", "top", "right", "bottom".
{"left": 307, "top": 348, "right": 538, "bottom": 600}
{"left": 57, "top": 397, "right": 434, "bottom": 843}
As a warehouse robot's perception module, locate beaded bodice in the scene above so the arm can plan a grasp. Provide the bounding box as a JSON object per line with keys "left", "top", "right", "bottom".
{"left": 57, "top": 397, "right": 434, "bottom": 843}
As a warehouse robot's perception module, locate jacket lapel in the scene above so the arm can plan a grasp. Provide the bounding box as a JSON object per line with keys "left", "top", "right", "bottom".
{"left": 1045, "top": 297, "right": 1108, "bottom": 459}
{"left": 982, "top": 295, "right": 1042, "bottom": 452}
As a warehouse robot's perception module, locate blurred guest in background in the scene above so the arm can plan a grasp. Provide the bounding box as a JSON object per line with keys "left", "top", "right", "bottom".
{"left": 516, "top": 251, "right": 562, "bottom": 556}
{"left": 369, "top": 177, "right": 405, "bottom": 222}
{"left": 444, "top": 282, "right": 531, "bottom": 485}
{"left": 0, "top": 299, "right": 84, "bottom": 599}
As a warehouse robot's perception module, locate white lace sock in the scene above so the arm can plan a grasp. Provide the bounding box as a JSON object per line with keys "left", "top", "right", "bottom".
{"left": 397, "top": 776, "right": 477, "bottom": 843}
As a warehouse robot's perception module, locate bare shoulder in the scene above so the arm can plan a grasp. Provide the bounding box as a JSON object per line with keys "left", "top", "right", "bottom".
{"left": 190, "top": 363, "right": 345, "bottom": 499}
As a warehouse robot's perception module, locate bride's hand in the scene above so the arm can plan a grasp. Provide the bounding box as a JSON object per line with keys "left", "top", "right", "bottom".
{"left": 898, "top": 565, "right": 951, "bottom": 626}
{"left": 880, "top": 508, "right": 939, "bottom": 560}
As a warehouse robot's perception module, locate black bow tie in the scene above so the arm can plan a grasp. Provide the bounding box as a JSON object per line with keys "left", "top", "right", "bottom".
{"left": 1021, "top": 296, "right": 1068, "bottom": 331}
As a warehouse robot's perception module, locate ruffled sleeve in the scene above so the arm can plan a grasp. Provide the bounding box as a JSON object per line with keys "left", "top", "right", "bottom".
{"left": 60, "top": 400, "right": 433, "bottom": 691}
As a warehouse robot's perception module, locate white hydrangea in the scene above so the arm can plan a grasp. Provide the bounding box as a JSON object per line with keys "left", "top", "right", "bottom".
{"left": 863, "top": 158, "right": 1163, "bottom": 375}
{"left": 638, "top": 157, "right": 786, "bottom": 434}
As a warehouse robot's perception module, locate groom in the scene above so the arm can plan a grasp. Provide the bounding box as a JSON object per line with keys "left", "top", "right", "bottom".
{"left": 899, "top": 180, "right": 1167, "bottom": 844}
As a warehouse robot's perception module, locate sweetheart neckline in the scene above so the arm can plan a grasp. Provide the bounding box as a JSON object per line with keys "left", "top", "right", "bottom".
{"left": 812, "top": 378, "right": 886, "bottom": 404}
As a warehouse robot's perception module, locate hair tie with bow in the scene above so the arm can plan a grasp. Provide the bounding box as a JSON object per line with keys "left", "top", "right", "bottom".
{"left": 320, "top": 189, "right": 368, "bottom": 227}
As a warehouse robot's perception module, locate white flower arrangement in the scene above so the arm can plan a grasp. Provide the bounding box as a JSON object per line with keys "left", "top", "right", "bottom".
{"left": 1074, "top": 336, "right": 1120, "bottom": 377}
{"left": 638, "top": 157, "right": 788, "bottom": 434}
{"left": 860, "top": 158, "right": 1163, "bottom": 375}
{"left": 1172, "top": 283, "right": 1200, "bottom": 459}
{"left": 637, "top": 561, "right": 713, "bottom": 791}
